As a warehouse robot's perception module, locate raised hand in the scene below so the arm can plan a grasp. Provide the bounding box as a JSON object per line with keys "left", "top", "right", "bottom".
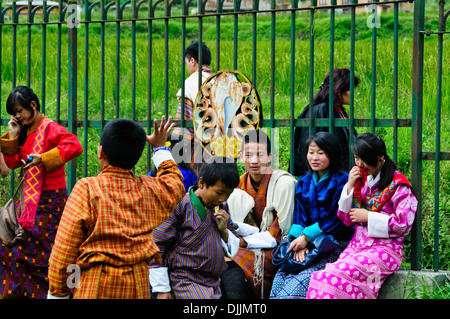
{"left": 146, "top": 115, "right": 175, "bottom": 148}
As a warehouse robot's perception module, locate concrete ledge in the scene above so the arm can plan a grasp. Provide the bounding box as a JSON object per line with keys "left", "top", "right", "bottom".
{"left": 378, "top": 269, "right": 450, "bottom": 299}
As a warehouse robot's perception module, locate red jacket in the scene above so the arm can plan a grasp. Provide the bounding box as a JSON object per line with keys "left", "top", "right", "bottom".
{"left": 0, "top": 115, "right": 83, "bottom": 191}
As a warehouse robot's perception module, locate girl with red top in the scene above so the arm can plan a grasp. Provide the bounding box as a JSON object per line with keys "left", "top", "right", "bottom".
{"left": 0, "top": 86, "right": 83, "bottom": 298}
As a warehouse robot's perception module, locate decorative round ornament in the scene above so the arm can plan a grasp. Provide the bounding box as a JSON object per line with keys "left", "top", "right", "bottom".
{"left": 192, "top": 70, "right": 262, "bottom": 159}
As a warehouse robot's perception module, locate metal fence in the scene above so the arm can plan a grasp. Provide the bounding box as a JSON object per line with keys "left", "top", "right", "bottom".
{"left": 0, "top": 0, "right": 448, "bottom": 271}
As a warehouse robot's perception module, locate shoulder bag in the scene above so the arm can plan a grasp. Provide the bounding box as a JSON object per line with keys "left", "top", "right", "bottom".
{"left": 272, "top": 233, "right": 340, "bottom": 274}
{"left": 0, "top": 170, "right": 28, "bottom": 248}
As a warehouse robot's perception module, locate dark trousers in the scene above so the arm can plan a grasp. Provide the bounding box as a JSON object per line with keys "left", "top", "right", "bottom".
{"left": 220, "top": 260, "right": 256, "bottom": 299}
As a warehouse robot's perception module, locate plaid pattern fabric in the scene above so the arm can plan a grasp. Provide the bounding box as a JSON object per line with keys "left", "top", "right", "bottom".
{"left": 48, "top": 161, "right": 184, "bottom": 299}
{"left": 1, "top": 189, "right": 67, "bottom": 299}
{"left": 75, "top": 261, "right": 150, "bottom": 299}
{"left": 231, "top": 172, "right": 282, "bottom": 299}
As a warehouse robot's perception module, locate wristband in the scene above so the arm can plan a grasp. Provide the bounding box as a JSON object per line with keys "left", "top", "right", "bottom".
{"left": 153, "top": 146, "right": 170, "bottom": 154}
{"left": 301, "top": 222, "right": 322, "bottom": 242}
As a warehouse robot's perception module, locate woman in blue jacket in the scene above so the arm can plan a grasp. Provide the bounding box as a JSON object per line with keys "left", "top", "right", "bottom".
{"left": 270, "top": 132, "right": 354, "bottom": 299}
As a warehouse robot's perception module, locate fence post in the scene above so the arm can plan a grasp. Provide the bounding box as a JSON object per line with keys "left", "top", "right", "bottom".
{"left": 67, "top": 0, "right": 78, "bottom": 193}
{"left": 410, "top": 0, "right": 425, "bottom": 271}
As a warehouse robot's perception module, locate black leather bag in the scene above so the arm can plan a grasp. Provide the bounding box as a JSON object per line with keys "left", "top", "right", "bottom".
{"left": 0, "top": 171, "right": 27, "bottom": 249}
{"left": 272, "top": 233, "right": 340, "bottom": 274}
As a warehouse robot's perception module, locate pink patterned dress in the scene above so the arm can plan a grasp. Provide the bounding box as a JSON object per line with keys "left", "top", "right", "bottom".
{"left": 307, "top": 172, "right": 417, "bottom": 299}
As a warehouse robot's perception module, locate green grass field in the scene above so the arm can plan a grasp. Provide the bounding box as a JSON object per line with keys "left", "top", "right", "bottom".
{"left": 0, "top": 5, "right": 448, "bottom": 273}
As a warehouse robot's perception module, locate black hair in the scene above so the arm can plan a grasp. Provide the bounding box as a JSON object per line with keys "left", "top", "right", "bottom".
{"left": 185, "top": 41, "right": 212, "bottom": 66}
{"left": 100, "top": 118, "right": 147, "bottom": 170}
{"left": 167, "top": 133, "right": 197, "bottom": 177}
{"left": 6, "top": 86, "right": 41, "bottom": 146}
{"left": 308, "top": 68, "right": 360, "bottom": 118}
{"left": 198, "top": 156, "right": 240, "bottom": 189}
{"left": 242, "top": 129, "right": 271, "bottom": 155}
{"left": 305, "top": 132, "right": 343, "bottom": 175}
{"left": 6, "top": 86, "right": 41, "bottom": 116}
{"left": 351, "top": 132, "right": 396, "bottom": 190}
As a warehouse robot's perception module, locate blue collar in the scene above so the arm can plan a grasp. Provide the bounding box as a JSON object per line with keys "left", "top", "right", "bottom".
{"left": 312, "top": 170, "right": 330, "bottom": 185}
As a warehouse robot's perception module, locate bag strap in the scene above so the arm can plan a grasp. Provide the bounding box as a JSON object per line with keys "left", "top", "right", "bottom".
{"left": 12, "top": 168, "right": 27, "bottom": 214}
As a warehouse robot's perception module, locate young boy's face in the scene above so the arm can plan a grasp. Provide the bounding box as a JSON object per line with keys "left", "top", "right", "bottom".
{"left": 185, "top": 57, "right": 197, "bottom": 75}
{"left": 196, "top": 178, "right": 234, "bottom": 209}
{"left": 239, "top": 142, "right": 272, "bottom": 180}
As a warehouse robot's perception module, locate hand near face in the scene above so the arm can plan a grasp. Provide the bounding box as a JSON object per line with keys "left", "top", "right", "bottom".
{"left": 214, "top": 208, "right": 230, "bottom": 232}
{"left": 8, "top": 116, "right": 22, "bottom": 139}
{"left": 347, "top": 165, "right": 362, "bottom": 194}
{"left": 214, "top": 207, "right": 231, "bottom": 243}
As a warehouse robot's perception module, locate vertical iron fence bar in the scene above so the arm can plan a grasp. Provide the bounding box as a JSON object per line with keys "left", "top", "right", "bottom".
{"left": 132, "top": 0, "right": 137, "bottom": 121}
{"left": 180, "top": 0, "right": 186, "bottom": 131}
{"left": 146, "top": 0, "right": 154, "bottom": 171}
{"left": 56, "top": 0, "right": 63, "bottom": 124}
{"left": 198, "top": 0, "right": 203, "bottom": 91}
{"left": 27, "top": 1, "right": 31, "bottom": 86}
{"left": 289, "top": 0, "right": 298, "bottom": 175}
{"left": 100, "top": 0, "right": 106, "bottom": 131}
{"left": 233, "top": 0, "right": 240, "bottom": 70}
{"left": 393, "top": 1, "right": 398, "bottom": 163}
{"left": 12, "top": 1, "right": 16, "bottom": 89}
{"left": 308, "top": 0, "right": 315, "bottom": 137}
{"left": 164, "top": 0, "right": 169, "bottom": 116}
{"left": 130, "top": 1, "right": 137, "bottom": 175}
{"left": 41, "top": 0, "right": 48, "bottom": 114}
{"left": 252, "top": 0, "right": 258, "bottom": 86}
{"left": 270, "top": 0, "right": 275, "bottom": 149}
{"left": 328, "top": 0, "right": 335, "bottom": 134}
{"left": 349, "top": 0, "right": 357, "bottom": 172}
{"left": 115, "top": 0, "right": 121, "bottom": 119}
{"left": 411, "top": 0, "right": 425, "bottom": 271}
{"left": 67, "top": 1, "right": 78, "bottom": 192}
{"left": 216, "top": 0, "right": 223, "bottom": 70}
{"left": 10, "top": 1, "right": 17, "bottom": 197}
{"left": 370, "top": 0, "right": 378, "bottom": 133}
{"left": 84, "top": 0, "right": 90, "bottom": 178}
{"left": 433, "top": 0, "right": 445, "bottom": 272}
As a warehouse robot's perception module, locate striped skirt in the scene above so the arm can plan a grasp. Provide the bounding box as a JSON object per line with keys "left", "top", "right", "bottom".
{"left": 169, "top": 269, "right": 222, "bottom": 299}
{"left": 0, "top": 188, "right": 67, "bottom": 299}
{"left": 306, "top": 241, "right": 402, "bottom": 299}
{"left": 270, "top": 240, "right": 348, "bottom": 299}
